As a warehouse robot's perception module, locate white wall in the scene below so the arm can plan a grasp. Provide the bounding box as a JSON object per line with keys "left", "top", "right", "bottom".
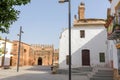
{"left": 0, "top": 57, "right": 2, "bottom": 66}
{"left": 0, "top": 40, "right": 12, "bottom": 66}
{"left": 111, "top": 0, "right": 120, "bottom": 15}
{"left": 107, "top": 40, "right": 120, "bottom": 69}
{"left": 4, "top": 42, "right": 12, "bottom": 66}
{"left": 59, "top": 29, "right": 69, "bottom": 68}
{"left": 107, "top": 40, "right": 118, "bottom": 68}
{"left": 109, "top": 0, "right": 120, "bottom": 69}
{"left": 59, "top": 25, "right": 108, "bottom": 69}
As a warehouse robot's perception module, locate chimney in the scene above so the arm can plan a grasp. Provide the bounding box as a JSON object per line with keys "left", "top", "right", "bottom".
{"left": 109, "top": 0, "right": 112, "bottom": 3}
{"left": 78, "top": 2, "right": 85, "bottom": 20}
{"left": 107, "top": 8, "right": 111, "bottom": 17}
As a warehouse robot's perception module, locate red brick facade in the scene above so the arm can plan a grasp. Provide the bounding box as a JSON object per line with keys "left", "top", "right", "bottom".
{"left": 11, "top": 41, "right": 32, "bottom": 66}
{"left": 31, "top": 44, "right": 54, "bottom": 66}
{"left": 53, "top": 49, "right": 59, "bottom": 66}
{"left": 11, "top": 41, "right": 59, "bottom": 66}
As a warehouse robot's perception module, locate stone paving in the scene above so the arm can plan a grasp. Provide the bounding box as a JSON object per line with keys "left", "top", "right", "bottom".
{"left": 0, "top": 66, "right": 89, "bottom": 80}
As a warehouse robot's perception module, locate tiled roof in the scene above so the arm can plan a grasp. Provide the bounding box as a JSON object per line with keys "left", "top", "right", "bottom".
{"left": 74, "top": 18, "right": 105, "bottom": 26}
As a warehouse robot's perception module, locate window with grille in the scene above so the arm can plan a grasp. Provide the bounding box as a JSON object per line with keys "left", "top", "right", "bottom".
{"left": 99, "top": 53, "right": 105, "bottom": 62}
{"left": 80, "top": 30, "right": 85, "bottom": 38}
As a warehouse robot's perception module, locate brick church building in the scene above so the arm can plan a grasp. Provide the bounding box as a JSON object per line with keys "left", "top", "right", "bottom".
{"left": 11, "top": 40, "right": 59, "bottom": 67}
{"left": 31, "top": 44, "right": 54, "bottom": 66}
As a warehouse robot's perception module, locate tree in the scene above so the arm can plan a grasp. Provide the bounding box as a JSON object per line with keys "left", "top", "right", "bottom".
{"left": 0, "top": 0, "right": 31, "bottom": 33}
{"left": 0, "top": 47, "right": 4, "bottom": 54}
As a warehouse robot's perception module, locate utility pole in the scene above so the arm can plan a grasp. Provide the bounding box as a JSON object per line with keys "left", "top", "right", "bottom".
{"left": 17, "top": 26, "right": 23, "bottom": 72}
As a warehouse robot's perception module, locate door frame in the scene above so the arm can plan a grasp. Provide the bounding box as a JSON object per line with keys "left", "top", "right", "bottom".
{"left": 82, "top": 49, "right": 90, "bottom": 66}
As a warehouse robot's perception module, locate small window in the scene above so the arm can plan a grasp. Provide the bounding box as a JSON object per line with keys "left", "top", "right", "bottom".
{"left": 80, "top": 30, "right": 85, "bottom": 38}
{"left": 99, "top": 53, "right": 105, "bottom": 62}
{"left": 24, "top": 49, "right": 27, "bottom": 53}
{"left": 66, "top": 55, "right": 69, "bottom": 65}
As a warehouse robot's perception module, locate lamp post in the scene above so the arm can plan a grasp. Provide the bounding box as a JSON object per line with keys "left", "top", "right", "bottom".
{"left": 17, "top": 26, "right": 24, "bottom": 72}
{"left": 59, "top": 0, "right": 71, "bottom": 80}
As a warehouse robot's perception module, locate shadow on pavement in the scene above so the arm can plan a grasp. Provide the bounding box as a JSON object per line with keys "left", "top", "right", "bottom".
{"left": 0, "top": 72, "right": 67, "bottom": 80}
{"left": 0, "top": 66, "right": 89, "bottom": 80}
{"left": 26, "top": 65, "right": 51, "bottom": 72}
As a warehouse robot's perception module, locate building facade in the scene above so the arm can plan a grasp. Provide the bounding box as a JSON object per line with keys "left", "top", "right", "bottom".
{"left": 53, "top": 49, "right": 59, "bottom": 66}
{"left": 59, "top": 2, "right": 109, "bottom": 69}
{"left": 0, "top": 38, "right": 59, "bottom": 67}
{"left": 11, "top": 41, "right": 58, "bottom": 67}
{"left": 0, "top": 38, "right": 13, "bottom": 67}
{"left": 31, "top": 44, "right": 54, "bottom": 66}
{"left": 11, "top": 40, "right": 32, "bottom": 66}
{"left": 105, "top": 0, "right": 120, "bottom": 80}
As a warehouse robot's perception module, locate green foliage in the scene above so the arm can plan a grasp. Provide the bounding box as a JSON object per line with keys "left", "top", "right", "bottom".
{"left": 0, "top": 0, "right": 30, "bottom": 33}
{"left": 0, "top": 47, "right": 4, "bottom": 54}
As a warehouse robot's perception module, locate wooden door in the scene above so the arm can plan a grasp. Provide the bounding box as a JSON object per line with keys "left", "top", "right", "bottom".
{"left": 82, "top": 49, "right": 90, "bottom": 66}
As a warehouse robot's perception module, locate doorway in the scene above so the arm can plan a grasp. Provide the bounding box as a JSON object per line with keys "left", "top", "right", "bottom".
{"left": 82, "top": 49, "right": 90, "bottom": 66}
{"left": 38, "top": 57, "right": 42, "bottom": 65}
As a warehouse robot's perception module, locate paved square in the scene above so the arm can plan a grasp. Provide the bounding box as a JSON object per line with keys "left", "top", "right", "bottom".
{"left": 0, "top": 66, "right": 89, "bottom": 80}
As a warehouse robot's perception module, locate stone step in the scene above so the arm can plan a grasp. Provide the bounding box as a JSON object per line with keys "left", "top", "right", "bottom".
{"left": 93, "top": 74, "right": 113, "bottom": 78}
{"left": 57, "top": 67, "right": 92, "bottom": 75}
{"left": 90, "top": 68, "right": 113, "bottom": 80}
{"left": 93, "top": 74, "right": 113, "bottom": 77}
{"left": 95, "top": 70, "right": 113, "bottom": 76}
{"left": 98, "top": 70, "right": 113, "bottom": 72}
{"left": 72, "top": 67, "right": 93, "bottom": 72}
{"left": 57, "top": 70, "right": 88, "bottom": 75}
{"left": 72, "top": 72, "right": 87, "bottom": 75}
{"left": 95, "top": 72, "right": 113, "bottom": 76}
{"left": 71, "top": 70, "right": 80, "bottom": 73}
{"left": 90, "top": 77, "right": 113, "bottom": 80}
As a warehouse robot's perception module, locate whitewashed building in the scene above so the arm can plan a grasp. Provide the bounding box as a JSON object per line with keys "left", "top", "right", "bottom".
{"left": 0, "top": 38, "right": 13, "bottom": 67}
{"left": 59, "top": 2, "right": 110, "bottom": 69}
{"left": 105, "top": 0, "right": 120, "bottom": 80}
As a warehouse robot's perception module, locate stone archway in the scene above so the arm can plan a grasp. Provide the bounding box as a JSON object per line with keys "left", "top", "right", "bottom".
{"left": 38, "top": 57, "right": 42, "bottom": 65}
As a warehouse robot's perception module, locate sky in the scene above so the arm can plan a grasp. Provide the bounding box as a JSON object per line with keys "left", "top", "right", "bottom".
{"left": 1, "top": 0, "right": 110, "bottom": 49}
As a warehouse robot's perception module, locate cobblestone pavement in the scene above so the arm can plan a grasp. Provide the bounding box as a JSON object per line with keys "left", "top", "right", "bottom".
{"left": 0, "top": 66, "right": 89, "bottom": 80}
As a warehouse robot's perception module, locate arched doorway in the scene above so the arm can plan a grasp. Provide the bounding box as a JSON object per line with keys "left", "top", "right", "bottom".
{"left": 82, "top": 49, "right": 90, "bottom": 66}
{"left": 38, "top": 57, "right": 42, "bottom": 65}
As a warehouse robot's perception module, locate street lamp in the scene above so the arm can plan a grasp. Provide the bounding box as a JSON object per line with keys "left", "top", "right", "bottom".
{"left": 17, "top": 26, "right": 24, "bottom": 72}
{"left": 59, "top": 0, "right": 71, "bottom": 80}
